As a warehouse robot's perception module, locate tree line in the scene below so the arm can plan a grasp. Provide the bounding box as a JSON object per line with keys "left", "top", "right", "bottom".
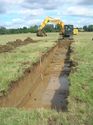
{"left": 0, "top": 24, "right": 62, "bottom": 35}
{"left": 83, "top": 25, "right": 93, "bottom": 32}
{"left": 0, "top": 25, "right": 38, "bottom": 34}
{"left": 0, "top": 24, "right": 93, "bottom": 35}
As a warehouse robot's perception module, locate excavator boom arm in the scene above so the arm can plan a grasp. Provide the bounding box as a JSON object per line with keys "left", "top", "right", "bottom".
{"left": 39, "top": 16, "right": 64, "bottom": 32}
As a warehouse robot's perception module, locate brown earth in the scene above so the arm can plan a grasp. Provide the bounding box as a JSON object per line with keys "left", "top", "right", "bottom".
{"left": 0, "top": 37, "right": 36, "bottom": 53}
{"left": 0, "top": 39, "right": 73, "bottom": 111}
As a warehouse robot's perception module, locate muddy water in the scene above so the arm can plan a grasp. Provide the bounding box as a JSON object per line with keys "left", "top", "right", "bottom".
{"left": 19, "top": 41, "right": 72, "bottom": 111}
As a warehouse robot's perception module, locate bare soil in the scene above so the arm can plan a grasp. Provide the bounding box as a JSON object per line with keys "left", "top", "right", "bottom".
{"left": 0, "top": 37, "right": 36, "bottom": 53}
{"left": 0, "top": 39, "right": 73, "bottom": 111}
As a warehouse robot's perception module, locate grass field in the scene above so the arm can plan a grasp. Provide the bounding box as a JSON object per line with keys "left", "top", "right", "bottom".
{"left": 0, "top": 33, "right": 59, "bottom": 45}
{"left": 0, "top": 32, "right": 93, "bottom": 125}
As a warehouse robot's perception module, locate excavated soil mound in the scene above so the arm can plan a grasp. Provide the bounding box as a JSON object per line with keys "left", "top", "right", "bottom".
{"left": 24, "top": 37, "right": 36, "bottom": 43}
{"left": 0, "top": 45, "right": 12, "bottom": 53}
{"left": 0, "top": 37, "right": 36, "bottom": 53}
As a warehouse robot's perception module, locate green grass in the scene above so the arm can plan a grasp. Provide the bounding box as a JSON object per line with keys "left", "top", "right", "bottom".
{"left": 0, "top": 33, "right": 58, "bottom": 93}
{"left": 0, "top": 32, "right": 59, "bottom": 45}
{"left": 67, "top": 32, "right": 93, "bottom": 124}
{"left": 0, "top": 108, "right": 68, "bottom": 125}
{"left": 0, "top": 32, "right": 93, "bottom": 125}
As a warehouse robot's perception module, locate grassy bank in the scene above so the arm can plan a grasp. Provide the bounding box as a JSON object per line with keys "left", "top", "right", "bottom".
{"left": 68, "top": 32, "right": 93, "bottom": 124}
{"left": 0, "top": 108, "right": 67, "bottom": 125}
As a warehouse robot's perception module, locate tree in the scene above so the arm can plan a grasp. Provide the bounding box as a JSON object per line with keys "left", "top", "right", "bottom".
{"left": 29, "top": 25, "right": 38, "bottom": 33}
{"left": 0, "top": 26, "right": 6, "bottom": 34}
{"left": 55, "top": 24, "right": 62, "bottom": 32}
{"left": 83, "top": 25, "right": 88, "bottom": 31}
{"left": 44, "top": 24, "right": 54, "bottom": 32}
{"left": 88, "top": 25, "right": 93, "bottom": 31}
{"left": 83, "top": 25, "right": 93, "bottom": 32}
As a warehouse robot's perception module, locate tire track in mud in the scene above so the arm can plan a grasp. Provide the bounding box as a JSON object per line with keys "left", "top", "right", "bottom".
{"left": 0, "top": 39, "right": 73, "bottom": 111}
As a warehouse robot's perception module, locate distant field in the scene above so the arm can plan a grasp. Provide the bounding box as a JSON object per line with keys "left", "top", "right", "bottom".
{"left": 0, "top": 32, "right": 93, "bottom": 125}
{"left": 0, "top": 32, "right": 59, "bottom": 45}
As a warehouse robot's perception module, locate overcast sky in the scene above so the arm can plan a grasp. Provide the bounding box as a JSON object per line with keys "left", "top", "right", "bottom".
{"left": 0, "top": 0, "right": 93, "bottom": 28}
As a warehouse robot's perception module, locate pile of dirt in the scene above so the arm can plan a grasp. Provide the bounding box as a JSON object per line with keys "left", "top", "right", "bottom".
{"left": 24, "top": 37, "right": 35, "bottom": 43}
{"left": 7, "top": 39, "right": 23, "bottom": 47}
{"left": 0, "top": 37, "right": 36, "bottom": 53}
{"left": 0, "top": 45, "right": 12, "bottom": 53}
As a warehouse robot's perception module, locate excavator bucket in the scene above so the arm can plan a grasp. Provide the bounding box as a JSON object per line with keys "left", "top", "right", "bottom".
{"left": 36, "top": 30, "right": 47, "bottom": 37}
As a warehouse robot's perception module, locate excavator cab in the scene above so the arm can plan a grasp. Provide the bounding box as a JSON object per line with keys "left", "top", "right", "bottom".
{"left": 58, "top": 25, "right": 73, "bottom": 40}
{"left": 64, "top": 25, "right": 73, "bottom": 38}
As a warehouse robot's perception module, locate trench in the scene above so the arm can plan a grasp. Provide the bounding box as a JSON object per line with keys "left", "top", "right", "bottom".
{"left": 0, "top": 39, "right": 73, "bottom": 111}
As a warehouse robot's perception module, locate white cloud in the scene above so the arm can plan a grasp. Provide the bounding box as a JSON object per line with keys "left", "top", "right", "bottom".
{"left": 66, "top": 6, "right": 93, "bottom": 17}
{"left": 3, "top": 0, "right": 24, "bottom": 4}
{"left": 0, "top": 0, "right": 93, "bottom": 28}
{"left": 20, "top": 8, "right": 44, "bottom": 16}
{"left": 22, "top": 0, "right": 59, "bottom": 10}
{"left": 5, "top": 18, "right": 41, "bottom": 28}
{"left": 78, "top": 0, "right": 93, "bottom": 5}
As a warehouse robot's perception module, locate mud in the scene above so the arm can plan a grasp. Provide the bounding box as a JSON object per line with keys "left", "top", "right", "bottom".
{"left": 0, "top": 39, "right": 73, "bottom": 111}
{"left": 0, "top": 37, "right": 36, "bottom": 53}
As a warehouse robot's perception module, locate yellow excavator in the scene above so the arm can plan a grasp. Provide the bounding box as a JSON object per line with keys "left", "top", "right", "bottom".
{"left": 37, "top": 16, "right": 74, "bottom": 38}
